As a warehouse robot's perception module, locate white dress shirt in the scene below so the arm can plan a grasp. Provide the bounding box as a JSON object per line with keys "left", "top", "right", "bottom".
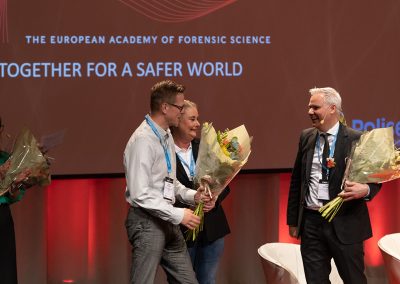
{"left": 175, "top": 143, "right": 194, "bottom": 180}
{"left": 305, "top": 122, "right": 339, "bottom": 209}
{"left": 124, "top": 117, "right": 196, "bottom": 225}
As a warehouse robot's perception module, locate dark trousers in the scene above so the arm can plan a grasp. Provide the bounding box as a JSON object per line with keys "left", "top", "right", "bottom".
{"left": 0, "top": 204, "right": 18, "bottom": 284}
{"left": 301, "top": 209, "right": 366, "bottom": 284}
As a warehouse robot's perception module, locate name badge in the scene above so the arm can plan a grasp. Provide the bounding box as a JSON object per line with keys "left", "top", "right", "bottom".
{"left": 163, "top": 177, "right": 174, "bottom": 201}
{"left": 318, "top": 180, "right": 329, "bottom": 200}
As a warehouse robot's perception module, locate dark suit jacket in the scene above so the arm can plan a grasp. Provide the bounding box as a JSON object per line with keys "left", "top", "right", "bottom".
{"left": 287, "top": 123, "right": 381, "bottom": 244}
{"left": 175, "top": 138, "right": 231, "bottom": 246}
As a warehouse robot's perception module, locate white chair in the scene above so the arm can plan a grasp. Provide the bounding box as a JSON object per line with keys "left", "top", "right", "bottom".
{"left": 257, "top": 243, "right": 343, "bottom": 284}
{"left": 378, "top": 233, "right": 400, "bottom": 284}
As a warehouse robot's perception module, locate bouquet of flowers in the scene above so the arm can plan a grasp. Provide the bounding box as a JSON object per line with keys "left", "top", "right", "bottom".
{"left": 319, "top": 127, "right": 400, "bottom": 221}
{"left": 187, "top": 122, "right": 252, "bottom": 240}
{"left": 0, "top": 128, "right": 51, "bottom": 196}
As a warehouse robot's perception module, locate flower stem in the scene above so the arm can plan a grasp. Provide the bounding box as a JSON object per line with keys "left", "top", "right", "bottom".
{"left": 319, "top": 196, "right": 344, "bottom": 222}
{"left": 185, "top": 202, "right": 204, "bottom": 241}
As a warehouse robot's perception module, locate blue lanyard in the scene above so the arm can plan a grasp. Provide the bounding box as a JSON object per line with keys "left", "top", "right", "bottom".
{"left": 176, "top": 149, "right": 195, "bottom": 179}
{"left": 317, "top": 131, "right": 338, "bottom": 173}
{"left": 145, "top": 115, "right": 172, "bottom": 175}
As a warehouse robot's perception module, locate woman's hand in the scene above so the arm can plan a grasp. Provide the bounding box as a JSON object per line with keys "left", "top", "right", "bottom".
{"left": 0, "top": 160, "right": 11, "bottom": 180}
{"left": 203, "top": 194, "right": 217, "bottom": 212}
{"left": 9, "top": 168, "right": 32, "bottom": 196}
{"left": 14, "top": 168, "right": 32, "bottom": 184}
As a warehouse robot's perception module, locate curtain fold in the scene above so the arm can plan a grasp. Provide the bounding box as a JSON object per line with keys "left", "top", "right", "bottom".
{"left": 11, "top": 174, "right": 400, "bottom": 283}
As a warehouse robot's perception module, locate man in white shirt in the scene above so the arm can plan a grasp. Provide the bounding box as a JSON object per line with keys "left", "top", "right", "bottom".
{"left": 124, "top": 80, "right": 212, "bottom": 284}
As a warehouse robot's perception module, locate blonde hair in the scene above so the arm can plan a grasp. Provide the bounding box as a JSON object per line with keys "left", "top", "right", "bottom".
{"left": 182, "top": 100, "right": 197, "bottom": 111}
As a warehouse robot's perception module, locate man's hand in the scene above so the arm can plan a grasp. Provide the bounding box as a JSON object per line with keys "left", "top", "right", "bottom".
{"left": 181, "top": 208, "right": 201, "bottom": 230}
{"left": 289, "top": 226, "right": 298, "bottom": 238}
{"left": 338, "top": 181, "right": 369, "bottom": 201}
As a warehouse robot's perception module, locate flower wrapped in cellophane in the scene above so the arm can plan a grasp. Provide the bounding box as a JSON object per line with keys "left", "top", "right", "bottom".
{"left": 320, "top": 127, "right": 400, "bottom": 221}
{"left": 0, "top": 128, "right": 51, "bottom": 196}
{"left": 187, "top": 122, "right": 252, "bottom": 240}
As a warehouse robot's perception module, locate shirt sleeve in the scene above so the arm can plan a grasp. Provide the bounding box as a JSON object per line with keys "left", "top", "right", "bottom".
{"left": 124, "top": 136, "right": 184, "bottom": 225}
{"left": 174, "top": 179, "right": 196, "bottom": 206}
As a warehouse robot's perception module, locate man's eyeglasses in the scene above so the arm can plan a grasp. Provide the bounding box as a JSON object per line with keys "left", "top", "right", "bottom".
{"left": 168, "top": 103, "right": 184, "bottom": 112}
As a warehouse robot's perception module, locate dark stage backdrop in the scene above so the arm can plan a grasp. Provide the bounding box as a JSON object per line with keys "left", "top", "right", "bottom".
{"left": 11, "top": 175, "right": 400, "bottom": 284}
{"left": 1, "top": 0, "right": 400, "bottom": 174}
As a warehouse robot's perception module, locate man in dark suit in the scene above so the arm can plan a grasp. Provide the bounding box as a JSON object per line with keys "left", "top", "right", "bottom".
{"left": 287, "top": 87, "right": 381, "bottom": 283}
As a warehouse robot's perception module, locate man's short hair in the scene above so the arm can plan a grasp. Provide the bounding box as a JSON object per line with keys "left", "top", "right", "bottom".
{"left": 150, "top": 80, "right": 185, "bottom": 113}
{"left": 309, "top": 87, "right": 343, "bottom": 114}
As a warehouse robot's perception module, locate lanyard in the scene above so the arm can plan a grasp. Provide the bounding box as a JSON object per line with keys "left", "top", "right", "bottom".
{"left": 145, "top": 115, "right": 172, "bottom": 175}
{"left": 317, "top": 131, "right": 338, "bottom": 174}
{"left": 176, "top": 149, "right": 195, "bottom": 179}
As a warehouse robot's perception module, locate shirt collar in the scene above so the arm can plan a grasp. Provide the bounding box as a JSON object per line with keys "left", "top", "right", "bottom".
{"left": 319, "top": 121, "right": 339, "bottom": 136}
{"left": 327, "top": 121, "right": 340, "bottom": 136}
{"left": 175, "top": 142, "right": 192, "bottom": 154}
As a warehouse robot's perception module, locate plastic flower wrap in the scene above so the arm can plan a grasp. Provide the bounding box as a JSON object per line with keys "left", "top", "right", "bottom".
{"left": 320, "top": 127, "right": 400, "bottom": 221}
{"left": 0, "top": 128, "right": 51, "bottom": 196}
{"left": 349, "top": 127, "right": 399, "bottom": 183}
{"left": 187, "top": 122, "right": 252, "bottom": 240}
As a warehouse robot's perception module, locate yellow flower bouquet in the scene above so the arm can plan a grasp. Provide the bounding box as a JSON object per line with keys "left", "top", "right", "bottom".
{"left": 187, "top": 122, "right": 252, "bottom": 240}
